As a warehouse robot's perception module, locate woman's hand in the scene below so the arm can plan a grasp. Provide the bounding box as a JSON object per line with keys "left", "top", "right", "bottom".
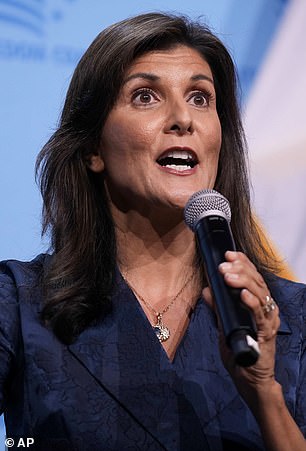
{"left": 203, "top": 251, "right": 306, "bottom": 450}
{"left": 202, "top": 250, "right": 280, "bottom": 402}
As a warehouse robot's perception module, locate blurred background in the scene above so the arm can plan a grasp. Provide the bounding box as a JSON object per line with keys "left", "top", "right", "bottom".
{"left": 0, "top": 0, "right": 305, "bottom": 445}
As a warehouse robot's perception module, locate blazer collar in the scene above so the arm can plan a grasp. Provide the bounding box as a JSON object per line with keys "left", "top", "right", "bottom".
{"left": 68, "top": 268, "right": 295, "bottom": 445}
{"left": 68, "top": 269, "right": 237, "bottom": 448}
{"left": 68, "top": 269, "right": 178, "bottom": 447}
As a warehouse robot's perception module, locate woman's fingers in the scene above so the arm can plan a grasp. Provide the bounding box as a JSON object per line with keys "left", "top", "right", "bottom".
{"left": 218, "top": 251, "right": 281, "bottom": 347}
{"left": 219, "top": 251, "right": 266, "bottom": 298}
{"left": 202, "top": 251, "right": 281, "bottom": 391}
{"left": 203, "top": 251, "right": 280, "bottom": 340}
{"left": 240, "top": 288, "right": 280, "bottom": 341}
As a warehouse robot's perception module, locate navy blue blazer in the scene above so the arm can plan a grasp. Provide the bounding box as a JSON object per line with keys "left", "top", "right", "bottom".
{"left": 0, "top": 254, "right": 305, "bottom": 450}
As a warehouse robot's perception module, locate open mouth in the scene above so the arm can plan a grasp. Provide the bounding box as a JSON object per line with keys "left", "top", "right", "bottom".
{"left": 157, "top": 149, "right": 198, "bottom": 171}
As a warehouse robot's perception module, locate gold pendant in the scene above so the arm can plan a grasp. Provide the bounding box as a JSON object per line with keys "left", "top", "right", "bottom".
{"left": 153, "top": 314, "right": 170, "bottom": 342}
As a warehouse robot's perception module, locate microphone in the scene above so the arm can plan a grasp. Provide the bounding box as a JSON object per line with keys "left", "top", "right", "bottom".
{"left": 184, "top": 189, "right": 260, "bottom": 367}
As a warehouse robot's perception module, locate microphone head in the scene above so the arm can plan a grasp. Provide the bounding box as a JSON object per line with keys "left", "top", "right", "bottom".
{"left": 184, "top": 189, "right": 231, "bottom": 232}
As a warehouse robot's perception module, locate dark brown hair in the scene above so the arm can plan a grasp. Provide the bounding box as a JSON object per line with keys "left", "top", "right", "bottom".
{"left": 36, "top": 12, "right": 278, "bottom": 343}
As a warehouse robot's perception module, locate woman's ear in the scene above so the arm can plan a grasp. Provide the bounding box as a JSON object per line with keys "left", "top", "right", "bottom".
{"left": 86, "top": 153, "right": 105, "bottom": 173}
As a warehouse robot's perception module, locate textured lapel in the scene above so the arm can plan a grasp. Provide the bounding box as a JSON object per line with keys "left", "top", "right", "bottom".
{"left": 67, "top": 270, "right": 239, "bottom": 450}
{"left": 68, "top": 270, "right": 181, "bottom": 448}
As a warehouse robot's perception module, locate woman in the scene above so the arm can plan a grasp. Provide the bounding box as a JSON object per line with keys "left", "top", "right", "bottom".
{"left": 0, "top": 12, "right": 305, "bottom": 451}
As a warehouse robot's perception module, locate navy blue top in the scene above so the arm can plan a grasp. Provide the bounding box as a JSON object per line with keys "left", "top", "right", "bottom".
{"left": 0, "top": 254, "right": 305, "bottom": 450}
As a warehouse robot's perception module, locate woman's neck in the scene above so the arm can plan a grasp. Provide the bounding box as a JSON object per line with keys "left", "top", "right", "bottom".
{"left": 114, "top": 207, "right": 199, "bottom": 296}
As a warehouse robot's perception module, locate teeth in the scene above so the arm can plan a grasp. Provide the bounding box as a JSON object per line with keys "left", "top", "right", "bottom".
{"left": 165, "top": 164, "right": 191, "bottom": 171}
{"left": 157, "top": 149, "right": 197, "bottom": 170}
{"left": 164, "top": 150, "right": 192, "bottom": 160}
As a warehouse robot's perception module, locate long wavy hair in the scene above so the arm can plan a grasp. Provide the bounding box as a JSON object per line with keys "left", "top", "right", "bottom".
{"left": 36, "top": 12, "right": 279, "bottom": 343}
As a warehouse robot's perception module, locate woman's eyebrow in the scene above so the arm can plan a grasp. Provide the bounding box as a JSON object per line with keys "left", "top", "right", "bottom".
{"left": 124, "top": 72, "right": 159, "bottom": 84}
{"left": 191, "top": 74, "right": 214, "bottom": 85}
{"left": 124, "top": 72, "right": 214, "bottom": 85}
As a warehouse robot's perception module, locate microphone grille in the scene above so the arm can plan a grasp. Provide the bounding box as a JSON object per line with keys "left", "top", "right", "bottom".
{"left": 184, "top": 189, "right": 231, "bottom": 231}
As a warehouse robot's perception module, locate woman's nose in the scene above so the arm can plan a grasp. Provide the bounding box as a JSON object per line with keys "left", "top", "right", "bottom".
{"left": 164, "top": 100, "right": 194, "bottom": 135}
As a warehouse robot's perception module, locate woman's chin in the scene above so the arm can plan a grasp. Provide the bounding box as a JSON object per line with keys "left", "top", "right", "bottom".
{"left": 165, "top": 189, "right": 202, "bottom": 209}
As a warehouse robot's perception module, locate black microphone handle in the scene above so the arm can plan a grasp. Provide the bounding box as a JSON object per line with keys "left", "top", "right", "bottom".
{"left": 195, "top": 215, "right": 260, "bottom": 367}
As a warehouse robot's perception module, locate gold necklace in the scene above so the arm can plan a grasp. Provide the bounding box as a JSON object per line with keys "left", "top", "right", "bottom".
{"left": 122, "top": 270, "right": 195, "bottom": 343}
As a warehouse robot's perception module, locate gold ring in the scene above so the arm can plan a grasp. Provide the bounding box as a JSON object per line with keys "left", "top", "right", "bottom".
{"left": 262, "top": 295, "right": 276, "bottom": 314}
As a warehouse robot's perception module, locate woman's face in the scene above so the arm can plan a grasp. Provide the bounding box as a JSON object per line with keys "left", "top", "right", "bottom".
{"left": 91, "top": 45, "right": 222, "bottom": 214}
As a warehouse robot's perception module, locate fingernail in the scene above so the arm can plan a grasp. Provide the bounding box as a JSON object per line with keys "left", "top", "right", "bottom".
{"left": 225, "top": 250, "right": 236, "bottom": 256}
{"left": 219, "top": 262, "right": 232, "bottom": 271}
{"left": 225, "top": 273, "right": 239, "bottom": 280}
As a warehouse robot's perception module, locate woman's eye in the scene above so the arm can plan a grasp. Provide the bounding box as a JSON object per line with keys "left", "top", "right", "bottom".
{"left": 132, "top": 89, "right": 157, "bottom": 105}
{"left": 189, "top": 92, "right": 209, "bottom": 107}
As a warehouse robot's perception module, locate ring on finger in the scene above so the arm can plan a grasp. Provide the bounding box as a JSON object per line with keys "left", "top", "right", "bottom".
{"left": 262, "top": 295, "right": 277, "bottom": 314}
